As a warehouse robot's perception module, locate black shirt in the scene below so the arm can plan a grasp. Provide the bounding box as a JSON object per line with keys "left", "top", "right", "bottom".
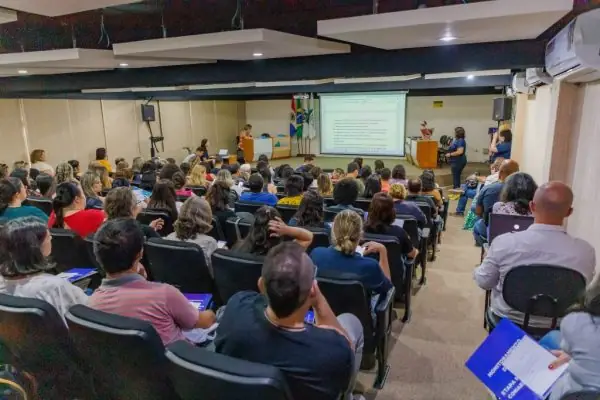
{"left": 215, "top": 292, "right": 353, "bottom": 400}
{"left": 364, "top": 224, "right": 414, "bottom": 256}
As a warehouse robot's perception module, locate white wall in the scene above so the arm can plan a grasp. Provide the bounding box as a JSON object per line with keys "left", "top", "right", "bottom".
{"left": 246, "top": 95, "right": 499, "bottom": 161}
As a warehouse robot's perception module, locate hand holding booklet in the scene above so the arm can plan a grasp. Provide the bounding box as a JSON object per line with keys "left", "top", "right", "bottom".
{"left": 466, "top": 319, "right": 569, "bottom": 400}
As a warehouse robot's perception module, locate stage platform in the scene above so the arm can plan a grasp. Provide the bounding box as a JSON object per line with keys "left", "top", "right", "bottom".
{"left": 259, "top": 156, "right": 490, "bottom": 188}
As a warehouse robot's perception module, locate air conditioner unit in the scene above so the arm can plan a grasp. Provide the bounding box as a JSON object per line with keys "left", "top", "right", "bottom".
{"left": 511, "top": 72, "right": 531, "bottom": 95}
{"left": 545, "top": 8, "right": 600, "bottom": 83}
{"left": 525, "top": 68, "right": 553, "bottom": 87}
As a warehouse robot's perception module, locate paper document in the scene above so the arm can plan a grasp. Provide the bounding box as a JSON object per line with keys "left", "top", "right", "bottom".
{"left": 217, "top": 241, "right": 227, "bottom": 249}
{"left": 355, "top": 246, "right": 365, "bottom": 256}
{"left": 392, "top": 219, "right": 405, "bottom": 228}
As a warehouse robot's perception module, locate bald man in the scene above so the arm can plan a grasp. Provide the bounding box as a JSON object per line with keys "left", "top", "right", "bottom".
{"left": 474, "top": 181, "right": 596, "bottom": 327}
{"left": 473, "top": 159, "right": 520, "bottom": 243}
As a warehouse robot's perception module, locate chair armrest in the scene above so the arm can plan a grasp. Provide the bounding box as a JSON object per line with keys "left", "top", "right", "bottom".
{"left": 375, "top": 286, "right": 396, "bottom": 340}
{"left": 375, "top": 286, "right": 396, "bottom": 315}
{"left": 421, "top": 228, "right": 430, "bottom": 239}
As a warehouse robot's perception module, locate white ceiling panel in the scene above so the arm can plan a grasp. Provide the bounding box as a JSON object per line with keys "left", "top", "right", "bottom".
{"left": 0, "top": 0, "right": 142, "bottom": 16}
{"left": 317, "top": 0, "right": 573, "bottom": 49}
{"left": 0, "top": 7, "right": 16, "bottom": 24}
{"left": 113, "top": 29, "right": 350, "bottom": 61}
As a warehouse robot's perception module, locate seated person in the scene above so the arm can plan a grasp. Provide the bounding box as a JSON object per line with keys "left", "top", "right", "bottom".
{"left": 380, "top": 168, "right": 391, "bottom": 193}
{"left": 455, "top": 158, "right": 504, "bottom": 215}
{"left": 239, "top": 163, "right": 252, "bottom": 182}
{"left": 389, "top": 164, "right": 407, "bottom": 187}
{"left": 474, "top": 182, "right": 596, "bottom": 327}
{"left": 229, "top": 163, "right": 244, "bottom": 186}
{"left": 147, "top": 179, "right": 180, "bottom": 221}
{"left": 211, "top": 156, "right": 223, "bottom": 175}
{"left": 331, "top": 168, "right": 345, "bottom": 184}
{"left": 362, "top": 175, "right": 381, "bottom": 199}
{"left": 186, "top": 165, "right": 209, "bottom": 188}
{"left": 11, "top": 168, "right": 37, "bottom": 197}
{"left": 240, "top": 174, "right": 278, "bottom": 207}
{"left": 325, "top": 178, "right": 365, "bottom": 218}
{"left": 406, "top": 178, "right": 437, "bottom": 219}
{"left": 216, "top": 242, "right": 363, "bottom": 400}
{"left": 139, "top": 160, "right": 158, "bottom": 192}
{"left": 233, "top": 206, "right": 313, "bottom": 256}
{"left": 289, "top": 190, "right": 329, "bottom": 234}
{"left": 489, "top": 129, "right": 513, "bottom": 162}
{"left": 49, "top": 182, "right": 105, "bottom": 237}
{"left": 364, "top": 193, "right": 419, "bottom": 260}
{"left": 309, "top": 167, "right": 322, "bottom": 189}
{"left": 317, "top": 173, "right": 333, "bottom": 197}
{"left": 0, "top": 217, "right": 88, "bottom": 322}
{"left": 277, "top": 174, "right": 305, "bottom": 206}
{"left": 295, "top": 155, "right": 315, "bottom": 174}
{"left": 35, "top": 173, "right": 56, "bottom": 198}
{"left": 0, "top": 178, "right": 49, "bottom": 222}
{"left": 89, "top": 218, "right": 216, "bottom": 345}
{"left": 492, "top": 172, "right": 537, "bottom": 216}
{"left": 374, "top": 160, "right": 385, "bottom": 175}
{"left": 213, "top": 169, "right": 240, "bottom": 207}
{"left": 104, "top": 187, "right": 161, "bottom": 238}
{"left": 172, "top": 171, "right": 193, "bottom": 198}
{"left": 81, "top": 171, "right": 104, "bottom": 209}
{"left": 158, "top": 163, "right": 181, "bottom": 181}
{"left": 346, "top": 162, "right": 365, "bottom": 196}
{"left": 256, "top": 161, "right": 277, "bottom": 193}
{"left": 419, "top": 171, "right": 443, "bottom": 210}
{"left": 358, "top": 165, "right": 372, "bottom": 191}
{"left": 206, "top": 181, "right": 237, "bottom": 228}
{"left": 388, "top": 183, "right": 426, "bottom": 226}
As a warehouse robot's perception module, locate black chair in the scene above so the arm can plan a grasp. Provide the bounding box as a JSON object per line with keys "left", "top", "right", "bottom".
{"left": 413, "top": 201, "right": 438, "bottom": 261}
{"left": 211, "top": 249, "right": 264, "bottom": 304}
{"left": 353, "top": 198, "right": 371, "bottom": 212}
{"left": 166, "top": 340, "right": 293, "bottom": 400}
{"left": 324, "top": 209, "right": 339, "bottom": 222}
{"left": 275, "top": 185, "right": 285, "bottom": 194}
{"left": 235, "top": 201, "right": 264, "bottom": 214}
{"left": 305, "top": 227, "right": 330, "bottom": 253}
{"left": 224, "top": 217, "right": 252, "bottom": 248}
{"left": 209, "top": 216, "right": 226, "bottom": 241}
{"left": 23, "top": 197, "right": 53, "bottom": 216}
{"left": 49, "top": 228, "right": 97, "bottom": 273}
{"left": 66, "top": 305, "right": 179, "bottom": 400}
{"left": 323, "top": 197, "right": 336, "bottom": 207}
{"left": 395, "top": 215, "right": 427, "bottom": 285}
{"left": 317, "top": 276, "right": 394, "bottom": 389}
{"left": 560, "top": 391, "right": 600, "bottom": 400}
{"left": 485, "top": 265, "right": 587, "bottom": 337}
{"left": 275, "top": 192, "right": 286, "bottom": 200}
{"left": 275, "top": 205, "right": 298, "bottom": 223}
{"left": 144, "top": 238, "right": 216, "bottom": 297}
{"left": 188, "top": 186, "right": 207, "bottom": 197}
{"left": 137, "top": 209, "right": 174, "bottom": 236}
{"left": 0, "top": 294, "right": 93, "bottom": 399}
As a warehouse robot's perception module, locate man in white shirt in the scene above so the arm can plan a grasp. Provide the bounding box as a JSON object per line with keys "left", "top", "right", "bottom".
{"left": 474, "top": 181, "right": 596, "bottom": 327}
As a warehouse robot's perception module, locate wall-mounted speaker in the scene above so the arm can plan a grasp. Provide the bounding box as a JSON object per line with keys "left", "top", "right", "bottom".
{"left": 141, "top": 104, "right": 156, "bottom": 122}
{"left": 492, "top": 97, "right": 513, "bottom": 122}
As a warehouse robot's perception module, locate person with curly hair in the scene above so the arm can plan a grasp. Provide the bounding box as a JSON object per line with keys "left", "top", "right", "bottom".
{"left": 104, "top": 187, "right": 162, "bottom": 238}
{"left": 289, "top": 190, "right": 326, "bottom": 231}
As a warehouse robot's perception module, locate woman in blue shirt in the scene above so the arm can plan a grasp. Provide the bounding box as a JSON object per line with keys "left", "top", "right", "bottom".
{"left": 0, "top": 178, "right": 48, "bottom": 222}
{"left": 446, "top": 127, "right": 468, "bottom": 188}
{"left": 489, "top": 129, "right": 512, "bottom": 162}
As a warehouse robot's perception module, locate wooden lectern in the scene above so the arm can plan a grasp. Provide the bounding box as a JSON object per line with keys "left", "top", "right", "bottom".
{"left": 406, "top": 138, "right": 438, "bottom": 169}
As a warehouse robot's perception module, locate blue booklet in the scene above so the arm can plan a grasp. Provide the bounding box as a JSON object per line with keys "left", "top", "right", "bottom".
{"left": 57, "top": 268, "right": 97, "bottom": 283}
{"left": 466, "top": 319, "right": 568, "bottom": 400}
{"left": 183, "top": 293, "right": 213, "bottom": 311}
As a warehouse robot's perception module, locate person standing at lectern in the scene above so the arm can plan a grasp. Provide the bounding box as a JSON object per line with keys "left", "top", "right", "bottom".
{"left": 236, "top": 124, "right": 253, "bottom": 164}
{"left": 446, "top": 127, "right": 467, "bottom": 189}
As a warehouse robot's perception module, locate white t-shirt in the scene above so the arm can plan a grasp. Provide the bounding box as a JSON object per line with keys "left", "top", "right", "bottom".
{"left": 31, "top": 162, "right": 55, "bottom": 176}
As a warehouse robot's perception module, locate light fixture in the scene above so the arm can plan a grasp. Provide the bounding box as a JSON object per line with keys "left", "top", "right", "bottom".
{"left": 17, "top": 70, "right": 28, "bottom": 74}
{"left": 253, "top": 52, "right": 263, "bottom": 57}
{"left": 440, "top": 35, "right": 456, "bottom": 42}
{"left": 467, "top": 74, "right": 474, "bottom": 80}
{"left": 119, "top": 63, "right": 129, "bottom": 67}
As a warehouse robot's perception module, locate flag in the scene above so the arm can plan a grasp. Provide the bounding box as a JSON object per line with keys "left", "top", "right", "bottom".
{"left": 305, "top": 93, "right": 317, "bottom": 140}
{"left": 290, "top": 96, "right": 297, "bottom": 137}
{"left": 295, "top": 98, "right": 304, "bottom": 139}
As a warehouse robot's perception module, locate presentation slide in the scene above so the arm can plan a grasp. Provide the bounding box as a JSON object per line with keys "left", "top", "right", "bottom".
{"left": 320, "top": 92, "right": 407, "bottom": 156}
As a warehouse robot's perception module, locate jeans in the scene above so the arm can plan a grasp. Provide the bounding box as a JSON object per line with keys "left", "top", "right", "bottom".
{"left": 473, "top": 218, "right": 488, "bottom": 245}
{"left": 450, "top": 159, "right": 467, "bottom": 189}
{"left": 539, "top": 330, "right": 561, "bottom": 351}
{"left": 456, "top": 187, "right": 477, "bottom": 214}
{"left": 338, "top": 313, "right": 364, "bottom": 400}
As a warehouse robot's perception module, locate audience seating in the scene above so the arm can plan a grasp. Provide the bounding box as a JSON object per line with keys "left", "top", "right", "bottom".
{"left": 305, "top": 227, "right": 330, "bottom": 253}
{"left": 211, "top": 249, "right": 264, "bottom": 304}
{"left": 224, "top": 217, "right": 252, "bottom": 248}
{"left": 324, "top": 209, "right": 339, "bottom": 222}
{"left": 0, "top": 294, "right": 93, "bottom": 399}
{"left": 50, "top": 228, "right": 98, "bottom": 273}
{"left": 412, "top": 201, "right": 437, "bottom": 261}
{"left": 317, "top": 276, "right": 394, "bottom": 389}
{"left": 275, "top": 205, "right": 298, "bottom": 223}
{"left": 23, "top": 197, "right": 53, "bottom": 216}
{"left": 209, "top": 216, "right": 226, "bottom": 242}
{"left": 66, "top": 305, "right": 179, "bottom": 400}
{"left": 234, "top": 201, "right": 263, "bottom": 214}
{"left": 166, "top": 340, "right": 293, "bottom": 400}
{"left": 275, "top": 185, "right": 285, "bottom": 194}
{"left": 322, "top": 197, "right": 336, "bottom": 207}
{"left": 188, "top": 186, "right": 207, "bottom": 197}
{"left": 144, "top": 238, "right": 216, "bottom": 298}
{"left": 137, "top": 209, "right": 174, "bottom": 236}
{"left": 485, "top": 265, "right": 586, "bottom": 337}
{"left": 275, "top": 192, "right": 286, "bottom": 200}
{"left": 353, "top": 198, "right": 372, "bottom": 212}
{"left": 395, "top": 215, "right": 428, "bottom": 285}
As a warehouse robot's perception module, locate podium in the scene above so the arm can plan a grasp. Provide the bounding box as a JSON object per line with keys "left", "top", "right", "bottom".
{"left": 406, "top": 138, "right": 438, "bottom": 169}
{"left": 242, "top": 137, "right": 273, "bottom": 163}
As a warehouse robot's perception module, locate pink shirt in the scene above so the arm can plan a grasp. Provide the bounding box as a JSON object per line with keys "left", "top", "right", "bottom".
{"left": 89, "top": 274, "right": 199, "bottom": 345}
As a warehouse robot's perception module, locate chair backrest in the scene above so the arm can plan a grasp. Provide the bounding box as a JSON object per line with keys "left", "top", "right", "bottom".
{"left": 305, "top": 227, "right": 330, "bottom": 253}
{"left": 324, "top": 209, "right": 339, "bottom": 222}
{"left": 414, "top": 201, "right": 433, "bottom": 225}
{"left": 394, "top": 215, "right": 420, "bottom": 248}
{"left": 50, "top": 228, "right": 97, "bottom": 273}
{"left": 322, "top": 197, "right": 336, "bottom": 207}
{"left": 560, "top": 391, "right": 600, "bottom": 400}
{"left": 503, "top": 265, "right": 587, "bottom": 327}
{"left": 137, "top": 209, "right": 174, "bottom": 236}
{"left": 224, "top": 217, "right": 252, "bottom": 248}
{"left": 209, "top": 216, "right": 226, "bottom": 241}
{"left": 166, "top": 340, "right": 292, "bottom": 400}
{"left": 0, "top": 294, "right": 92, "bottom": 399}
{"left": 23, "top": 197, "right": 53, "bottom": 216}
{"left": 66, "top": 305, "right": 178, "bottom": 400}
{"left": 275, "top": 205, "right": 298, "bottom": 223}
{"left": 211, "top": 249, "right": 264, "bottom": 304}
{"left": 144, "top": 238, "right": 215, "bottom": 294}
{"left": 362, "top": 233, "right": 405, "bottom": 300}
{"left": 234, "top": 201, "right": 263, "bottom": 214}
{"left": 353, "top": 198, "right": 371, "bottom": 212}
{"left": 488, "top": 213, "right": 534, "bottom": 244}
{"left": 188, "top": 186, "right": 207, "bottom": 197}
{"left": 275, "top": 185, "right": 285, "bottom": 194}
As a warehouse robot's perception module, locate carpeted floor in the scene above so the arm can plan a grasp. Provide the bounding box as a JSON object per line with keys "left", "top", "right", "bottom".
{"left": 357, "top": 203, "right": 489, "bottom": 399}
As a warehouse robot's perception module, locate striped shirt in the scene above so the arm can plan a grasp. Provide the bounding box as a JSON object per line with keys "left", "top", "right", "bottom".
{"left": 89, "top": 274, "right": 199, "bottom": 345}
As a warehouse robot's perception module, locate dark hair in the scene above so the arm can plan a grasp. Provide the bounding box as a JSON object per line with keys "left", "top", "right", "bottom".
{"left": 499, "top": 129, "right": 513, "bottom": 143}
{"left": 0, "top": 217, "right": 52, "bottom": 278}
{"left": 172, "top": 171, "right": 187, "bottom": 190}
{"left": 258, "top": 154, "right": 269, "bottom": 163}
{"left": 281, "top": 166, "right": 295, "bottom": 180}
{"left": 10, "top": 168, "right": 29, "bottom": 188}
{"left": 200, "top": 138, "right": 208, "bottom": 151}
{"left": 347, "top": 162, "right": 359, "bottom": 174}
{"left": 304, "top": 155, "right": 314, "bottom": 162}
{"left": 141, "top": 161, "right": 157, "bottom": 174}
{"left": 454, "top": 127, "right": 466, "bottom": 139}
{"left": 159, "top": 163, "right": 181, "bottom": 181}
{"left": 275, "top": 164, "right": 290, "bottom": 179}
{"left": 166, "top": 158, "right": 176, "bottom": 165}
{"left": 180, "top": 162, "right": 191, "bottom": 176}
{"left": 93, "top": 218, "right": 144, "bottom": 274}
{"left": 299, "top": 172, "right": 313, "bottom": 191}
{"left": 228, "top": 163, "right": 240, "bottom": 175}
{"left": 104, "top": 187, "right": 135, "bottom": 220}
{"left": 36, "top": 174, "right": 56, "bottom": 198}
{"left": 115, "top": 157, "right": 125, "bottom": 166}
{"left": 380, "top": 168, "right": 391, "bottom": 180}
{"left": 500, "top": 172, "right": 537, "bottom": 215}
{"left": 29, "top": 168, "right": 40, "bottom": 181}
{"left": 567, "top": 280, "right": 600, "bottom": 317}
{"left": 68, "top": 160, "right": 80, "bottom": 173}
{"left": 0, "top": 178, "right": 23, "bottom": 215}
{"left": 359, "top": 165, "right": 372, "bottom": 181}
{"left": 353, "top": 157, "right": 363, "bottom": 169}
{"left": 0, "top": 163, "right": 8, "bottom": 180}
{"left": 261, "top": 242, "right": 315, "bottom": 318}
{"left": 96, "top": 147, "right": 107, "bottom": 160}
{"left": 365, "top": 193, "right": 396, "bottom": 233}
{"left": 148, "top": 179, "right": 178, "bottom": 220}
{"left": 257, "top": 162, "right": 272, "bottom": 189}
{"left": 374, "top": 160, "right": 384, "bottom": 173}
{"left": 310, "top": 166, "right": 322, "bottom": 180}
{"left": 333, "top": 178, "right": 359, "bottom": 206}
{"left": 206, "top": 181, "right": 230, "bottom": 212}
{"left": 284, "top": 175, "right": 304, "bottom": 197}
{"left": 420, "top": 171, "right": 436, "bottom": 192}
{"left": 248, "top": 173, "right": 264, "bottom": 193}
{"left": 234, "top": 206, "right": 282, "bottom": 256}
{"left": 52, "top": 182, "right": 81, "bottom": 228}
{"left": 407, "top": 178, "right": 422, "bottom": 193}
{"left": 363, "top": 175, "right": 382, "bottom": 199}
{"left": 392, "top": 164, "right": 406, "bottom": 180}
{"left": 294, "top": 191, "right": 324, "bottom": 228}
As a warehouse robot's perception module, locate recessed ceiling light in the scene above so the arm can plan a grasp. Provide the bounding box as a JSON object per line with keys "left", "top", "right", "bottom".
{"left": 119, "top": 63, "right": 129, "bottom": 67}
{"left": 253, "top": 52, "right": 263, "bottom": 57}
{"left": 17, "top": 70, "right": 28, "bottom": 74}
{"left": 440, "top": 35, "right": 456, "bottom": 42}
{"left": 467, "top": 75, "right": 474, "bottom": 80}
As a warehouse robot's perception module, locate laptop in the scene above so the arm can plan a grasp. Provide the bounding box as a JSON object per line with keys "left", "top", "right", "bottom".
{"left": 488, "top": 214, "right": 534, "bottom": 244}
{"left": 183, "top": 293, "right": 213, "bottom": 311}
{"left": 218, "top": 149, "right": 229, "bottom": 157}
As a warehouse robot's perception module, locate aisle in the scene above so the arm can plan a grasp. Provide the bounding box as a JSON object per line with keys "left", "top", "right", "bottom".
{"left": 360, "top": 207, "right": 489, "bottom": 399}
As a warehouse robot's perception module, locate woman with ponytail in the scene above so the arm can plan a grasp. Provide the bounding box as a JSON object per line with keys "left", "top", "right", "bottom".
{"left": 49, "top": 181, "right": 105, "bottom": 237}
{"left": 492, "top": 172, "right": 537, "bottom": 216}
{"left": 0, "top": 178, "right": 48, "bottom": 222}
{"left": 310, "top": 209, "right": 393, "bottom": 297}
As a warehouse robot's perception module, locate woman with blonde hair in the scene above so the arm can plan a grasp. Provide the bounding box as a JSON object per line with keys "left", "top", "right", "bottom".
{"left": 30, "top": 149, "right": 54, "bottom": 176}
{"left": 310, "top": 209, "right": 392, "bottom": 298}
{"left": 187, "top": 164, "right": 209, "bottom": 187}
{"left": 215, "top": 169, "right": 240, "bottom": 206}
{"left": 55, "top": 162, "right": 75, "bottom": 185}
{"left": 88, "top": 161, "right": 111, "bottom": 189}
{"left": 316, "top": 173, "right": 333, "bottom": 197}
{"left": 389, "top": 183, "right": 426, "bottom": 225}
{"left": 80, "top": 171, "right": 104, "bottom": 209}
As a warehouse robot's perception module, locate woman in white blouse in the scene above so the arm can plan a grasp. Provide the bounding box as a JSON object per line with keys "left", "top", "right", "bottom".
{"left": 30, "top": 149, "right": 55, "bottom": 177}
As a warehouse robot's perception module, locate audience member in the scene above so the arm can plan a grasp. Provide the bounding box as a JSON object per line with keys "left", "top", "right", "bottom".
{"left": 296, "top": 155, "right": 315, "bottom": 174}
{"left": 211, "top": 156, "right": 223, "bottom": 175}
{"left": 280, "top": 165, "right": 295, "bottom": 183}
{"left": 81, "top": 171, "right": 105, "bottom": 210}
{"left": 172, "top": 171, "right": 193, "bottom": 198}
{"left": 29, "top": 149, "right": 54, "bottom": 176}
{"left": 289, "top": 190, "right": 327, "bottom": 232}
{"left": 492, "top": 172, "right": 537, "bottom": 216}
{"left": 0, "top": 217, "right": 87, "bottom": 321}
{"left": 35, "top": 173, "right": 56, "bottom": 198}
{"left": 67, "top": 159, "right": 81, "bottom": 180}
{"left": 104, "top": 187, "right": 162, "bottom": 238}
{"left": 166, "top": 197, "right": 218, "bottom": 274}
{"left": 215, "top": 242, "right": 362, "bottom": 400}
{"left": 166, "top": 158, "right": 176, "bottom": 165}
{"left": 206, "top": 181, "right": 237, "bottom": 228}
{"left": 233, "top": 206, "right": 313, "bottom": 256}
{"left": 359, "top": 165, "right": 372, "bottom": 186}
{"left": 474, "top": 182, "right": 596, "bottom": 327}
{"left": 257, "top": 161, "right": 277, "bottom": 193}
{"left": 214, "top": 169, "right": 239, "bottom": 207}
{"left": 346, "top": 162, "right": 365, "bottom": 196}
{"left": 55, "top": 162, "right": 75, "bottom": 185}
{"left": 241, "top": 174, "right": 278, "bottom": 207}
{"left": 50, "top": 182, "right": 105, "bottom": 237}
{"left": 0, "top": 163, "right": 8, "bottom": 180}
{"left": 187, "top": 164, "right": 209, "bottom": 188}
{"left": 390, "top": 164, "right": 407, "bottom": 186}
{"left": 0, "top": 178, "right": 48, "bottom": 222}
{"left": 490, "top": 129, "right": 513, "bottom": 162}
{"left": 132, "top": 157, "right": 144, "bottom": 178}
{"left": 299, "top": 171, "right": 314, "bottom": 193}
{"left": 88, "top": 162, "right": 111, "bottom": 189}
{"left": 277, "top": 174, "right": 305, "bottom": 206}
{"left": 89, "top": 218, "right": 216, "bottom": 345}
{"left": 10, "top": 168, "right": 37, "bottom": 197}
{"left": 12, "top": 161, "right": 28, "bottom": 171}
{"left": 374, "top": 160, "right": 385, "bottom": 175}
{"left": 95, "top": 147, "right": 113, "bottom": 173}
{"left": 184, "top": 146, "right": 206, "bottom": 164}
{"left": 239, "top": 163, "right": 252, "bottom": 182}
{"left": 406, "top": 178, "right": 437, "bottom": 218}
{"left": 389, "top": 183, "right": 426, "bottom": 226}
{"left": 352, "top": 157, "right": 364, "bottom": 171}
{"left": 420, "top": 171, "right": 443, "bottom": 210}
{"left": 228, "top": 163, "right": 243, "bottom": 185}
{"left": 380, "top": 168, "right": 391, "bottom": 192}
{"left": 274, "top": 163, "right": 291, "bottom": 181}
{"left": 326, "top": 178, "right": 365, "bottom": 217}
{"left": 317, "top": 173, "right": 333, "bottom": 197}
{"left": 179, "top": 161, "right": 191, "bottom": 177}
{"left": 147, "top": 179, "right": 180, "bottom": 221}
{"left": 29, "top": 168, "right": 40, "bottom": 182}
{"left": 331, "top": 168, "right": 345, "bottom": 184}
{"left": 112, "top": 168, "right": 132, "bottom": 188}
{"left": 202, "top": 161, "right": 215, "bottom": 182}
{"left": 455, "top": 157, "right": 505, "bottom": 215}
{"left": 139, "top": 160, "right": 158, "bottom": 191}
{"left": 363, "top": 175, "right": 382, "bottom": 199}
{"left": 309, "top": 166, "right": 322, "bottom": 189}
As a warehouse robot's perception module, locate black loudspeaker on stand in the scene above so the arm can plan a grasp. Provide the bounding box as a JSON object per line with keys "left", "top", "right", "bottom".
{"left": 492, "top": 97, "right": 513, "bottom": 122}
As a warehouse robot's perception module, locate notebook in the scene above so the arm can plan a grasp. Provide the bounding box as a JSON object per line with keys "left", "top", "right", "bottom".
{"left": 57, "top": 268, "right": 97, "bottom": 283}
{"left": 183, "top": 293, "right": 213, "bottom": 311}
{"left": 305, "top": 310, "right": 315, "bottom": 324}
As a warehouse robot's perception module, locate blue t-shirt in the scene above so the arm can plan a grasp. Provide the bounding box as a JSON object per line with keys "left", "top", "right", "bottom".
{"left": 393, "top": 201, "right": 427, "bottom": 226}
{"left": 240, "top": 191, "right": 278, "bottom": 207}
{"left": 493, "top": 141, "right": 512, "bottom": 161}
{"left": 448, "top": 138, "right": 467, "bottom": 164}
{"left": 85, "top": 197, "right": 104, "bottom": 210}
{"left": 475, "top": 182, "right": 504, "bottom": 224}
{"left": 310, "top": 247, "right": 393, "bottom": 296}
{"left": 0, "top": 205, "right": 48, "bottom": 222}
